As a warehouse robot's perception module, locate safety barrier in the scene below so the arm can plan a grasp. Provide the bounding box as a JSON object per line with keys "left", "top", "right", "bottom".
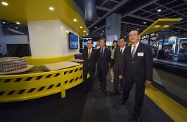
{"left": 0, "top": 55, "right": 84, "bottom": 102}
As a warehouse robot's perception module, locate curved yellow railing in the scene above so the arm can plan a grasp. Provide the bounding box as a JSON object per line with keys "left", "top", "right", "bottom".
{"left": 24, "top": 54, "right": 74, "bottom": 66}
{"left": 0, "top": 55, "right": 84, "bottom": 103}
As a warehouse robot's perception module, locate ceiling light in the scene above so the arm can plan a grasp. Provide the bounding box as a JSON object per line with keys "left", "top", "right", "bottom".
{"left": 2, "top": 21, "right": 5, "bottom": 24}
{"left": 83, "top": 35, "right": 85, "bottom": 36}
{"left": 178, "top": 30, "right": 180, "bottom": 31}
{"left": 84, "top": 31, "right": 86, "bottom": 33}
{"left": 101, "top": 33, "right": 103, "bottom": 35}
{"left": 142, "top": 21, "right": 146, "bottom": 24}
{"left": 157, "top": 9, "right": 161, "bottom": 12}
{"left": 2, "top": 2, "right": 8, "bottom": 6}
{"left": 95, "top": 27, "right": 97, "bottom": 29}
{"left": 137, "top": 29, "right": 139, "bottom": 30}
{"left": 80, "top": 26, "right": 82, "bottom": 28}
{"left": 163, "top": 25, "right": 170, "bottom": 28}
{"left": 86, "top": 33, "right": 88, "bottom": 35}
{"left": 154, "top": 25, "right": 161, "bottom": 28}
{"left": 103, "top": 31, "right": 104, "bottom": 32}
{"left": 16, "top": 22, "right": 20, "bottom": 25}
{"left": 49, "top": 7, "right": 54, "bottom": 11}
{"left": 74, "top": 19, "right": 77, "bottom": 22}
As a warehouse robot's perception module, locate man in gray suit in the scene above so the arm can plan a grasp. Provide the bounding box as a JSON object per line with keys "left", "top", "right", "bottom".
{"left": 113, "top": 37, "right": 126, "bottom": 95}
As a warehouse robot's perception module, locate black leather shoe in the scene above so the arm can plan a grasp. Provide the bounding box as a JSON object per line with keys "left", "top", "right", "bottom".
{"left": 118, "top": 99, "right": 126, "bottom": 105}
{"left": 135, "top": 114, "right": 141, "bottom": 122}
{"left": 113, "top": 91, "right": 121, "bottom": 95}
{"left": 103, "top": 89, "right": 106, "bottom": 94}
{"left": 98, "top": 86, "right": 101, "bottom": 90}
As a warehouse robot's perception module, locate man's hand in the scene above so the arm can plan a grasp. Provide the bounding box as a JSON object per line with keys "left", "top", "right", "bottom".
{"left": 119, "top": 75, "right": 123, "bottom": 79}
{"left": 145, "top": 80, "right": 151, "bottom": 87}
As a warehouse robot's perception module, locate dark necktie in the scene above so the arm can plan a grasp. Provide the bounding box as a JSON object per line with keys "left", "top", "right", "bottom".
{"left": 131, "top": 46, "right": 136, "bottom": 58}
{"left": 88, "top": 49, "right": 91, "bottom": 59}
{"left": 101, "top": 48, "right": 104, "bottom": 56}
{"left": 120, "top": 49, "right": 122, "bottom": 54}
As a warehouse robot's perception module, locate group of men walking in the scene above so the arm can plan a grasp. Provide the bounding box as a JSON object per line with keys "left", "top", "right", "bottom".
{"left": 82, "top": 30, "right": 153, "bottom": 122}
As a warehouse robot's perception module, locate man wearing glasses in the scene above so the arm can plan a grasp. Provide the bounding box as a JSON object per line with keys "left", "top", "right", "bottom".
{"left": 118, "top": 30, "right": 153, "bottom": 122}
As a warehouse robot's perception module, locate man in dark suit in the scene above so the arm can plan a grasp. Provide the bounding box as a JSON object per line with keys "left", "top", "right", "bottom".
{"left": 97, "top": 38, "right": 111, "bottom": 94}
{"left": 118, "top": 30, "right": 153, "bottom": 122}
{"left": 113, "top": 37, "right": 126, "bottom": 95}
{"left": 82, "top": 40, "right": 98, "bottom": 92}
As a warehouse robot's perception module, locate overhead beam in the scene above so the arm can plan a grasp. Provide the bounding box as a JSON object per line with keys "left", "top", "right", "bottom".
{"left": 121, "top": 21, "right": 147, "bottom": 27}
{"left": 122, "top": 0, "right": 159, "bottom": 18}
{"left": 154, "top": 3, "right": 185, "bottom": 17}
{"left": 91, "top": 25, "right": 106, "bottom": 33}
{"left": 88, "top": 0, "right": 129, "bottom": 29}
{"left": 96, "top": 6, "right": 110, "bottom": 11}
{"left": 101, "top": 0, "right": 107, "bottom": 7}
{"left": 128, "top": 14, "right": 154, "bottom": 22}
{"left": 110, "top": 0, "right": 120, "bottom": 3}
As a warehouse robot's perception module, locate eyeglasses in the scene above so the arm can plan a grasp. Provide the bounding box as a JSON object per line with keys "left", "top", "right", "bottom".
{"left": 129, "top": 34, "right": 139, "bottom": 37}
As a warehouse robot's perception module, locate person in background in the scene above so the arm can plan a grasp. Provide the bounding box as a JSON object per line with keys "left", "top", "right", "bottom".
{"left": 0, "top": 44, "right": 3, "bottom": 58}
{"left": 95, "top": 41, "right": 100, "bottom": 49}
{"left": 165, "top": 44, "right": 174, "bottom": 60}
{"left": 97, "top": 38, "right": 111, "bottom": 94}
{"left": 179, "top": 43, "right": 187, "bottom": 54}
{"left": 157, "top": 45, "right": 167, "bottom": 59}
{"left": 118, "top": 30, "right": 153, "bottom": 122}
{"left": 82, "top": 40, "right": 98, "bottom": 92}
{"left": 112, "top": 38, "right": 126, "bottom": 95}
{"left": 110, "top": 40, "right": 118, "bottom": 83}
{"left": 178, "top": 43, "right": 187, "bottom": 62}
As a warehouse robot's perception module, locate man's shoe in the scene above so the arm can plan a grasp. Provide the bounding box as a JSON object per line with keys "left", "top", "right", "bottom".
{"left": 135, "top": 114, "right": 141, "bottom": 122}
{"left": 103, "top": 89, "right": 106, "bottom": 94}
{"left": 113, "top": 91, "right": 121, "bottom": 95}
{"left": 118, "top": 99, "right": 126, "bottom": 105}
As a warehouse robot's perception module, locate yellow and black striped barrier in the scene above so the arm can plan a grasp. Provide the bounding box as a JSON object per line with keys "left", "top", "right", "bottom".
{"left": 0, "top": 55, "right": 84, "bottom": 102}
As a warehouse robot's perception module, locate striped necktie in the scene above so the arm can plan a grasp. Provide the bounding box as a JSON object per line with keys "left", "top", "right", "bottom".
{"left": 131, "top": 46, "right": 136, "bottom": 58}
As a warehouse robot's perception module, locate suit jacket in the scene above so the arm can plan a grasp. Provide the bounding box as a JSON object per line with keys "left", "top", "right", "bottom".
{"left": 113, "top": 47, "right": 125, "bottom": 72}
{"left": 82, "top": 48, "right": 98, "bottom": 72}
{"left": 97, "top": 47, "right": 111, "bottom": 70}
{"left": 120, "top": 43, "right": 153, "bottom": 83}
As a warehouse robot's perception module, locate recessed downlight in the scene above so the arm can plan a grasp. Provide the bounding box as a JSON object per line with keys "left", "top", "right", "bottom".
{"left": 74, "top": 19, "right": 77, "bottom": 22}
{"left": 2, "top": 2, "right": 8, "bottom": 6}
{"left": 157, "top": 9, "right": 161, "bottom": 12}
{"left": 84, "top": 31, "right": 86, "bottom": 33}
{"left": 16, "top": 22, "right": 20, "bottom": 25}
{"left": 80, "top": 26, "right": 82, "bottom": 28}
{"left": 49, "top": 7, "right": 54, "bottom": 11}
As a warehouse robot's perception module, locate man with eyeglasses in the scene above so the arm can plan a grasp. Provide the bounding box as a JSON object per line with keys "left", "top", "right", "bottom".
{"left": 118, "top": 30, "right": 153, "bottom": 122}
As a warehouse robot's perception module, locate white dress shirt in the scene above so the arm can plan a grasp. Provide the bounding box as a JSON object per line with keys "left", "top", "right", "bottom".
{"left": 120, "top": 46, "right": 126, "bottom": 53}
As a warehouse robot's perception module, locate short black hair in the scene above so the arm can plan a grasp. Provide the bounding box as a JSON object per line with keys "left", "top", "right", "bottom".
{"left": 182, "top": 43, "right": 187, "bottom": 46}
{"left": 168, "top": 44, "right": 173, "bottom": 47}
{"left": 99, "top": 38, "right": 106, "bottom": 43}
{"left": 87, "top": 40, "right": 93, "bottom": 44}
{"left": 128, "top": 30, "right": 140, "bottom": 35}
{"left": 119, "top": 37, "right": 126, "bottom": 41}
